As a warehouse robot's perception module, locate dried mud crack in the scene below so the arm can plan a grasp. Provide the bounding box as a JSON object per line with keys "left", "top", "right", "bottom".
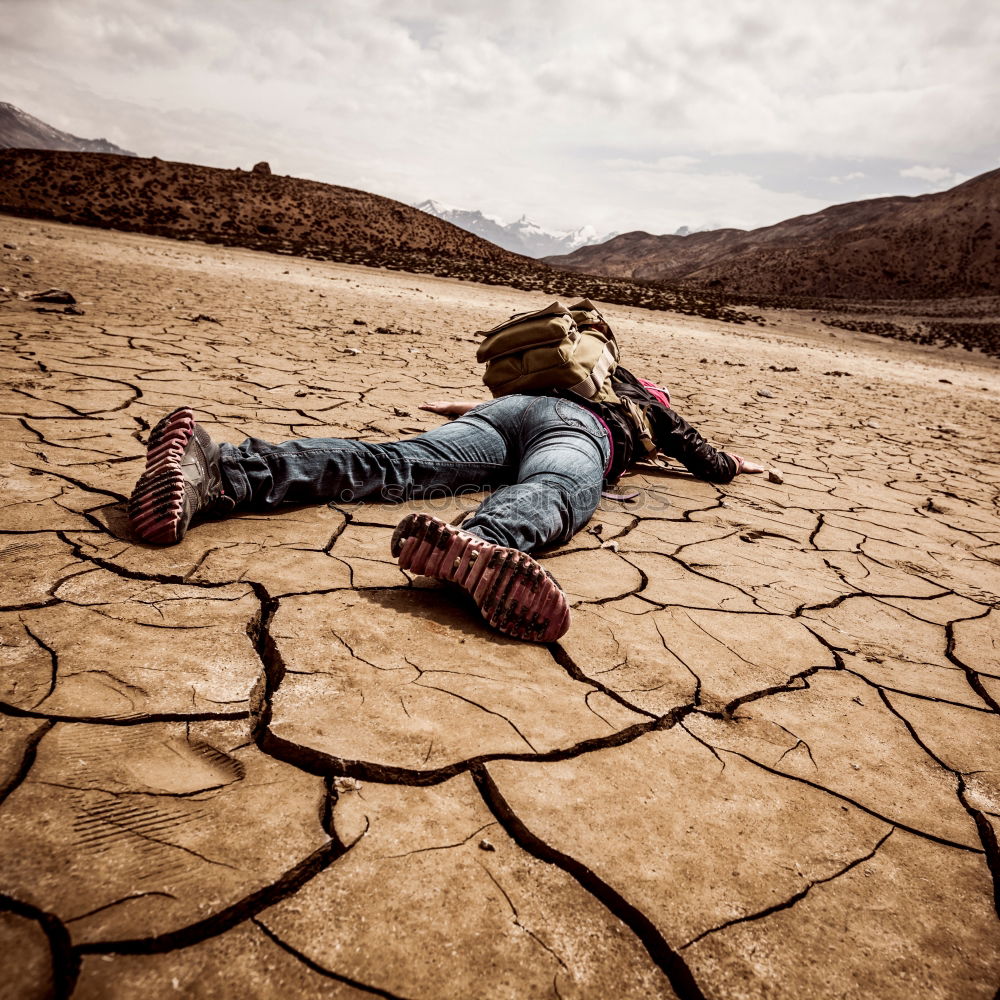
{"left": 1, "top": 215, "right": 998, "bottom": 999}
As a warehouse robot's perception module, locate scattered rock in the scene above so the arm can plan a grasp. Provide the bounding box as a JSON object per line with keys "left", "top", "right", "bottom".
{"left": 823, "top": 370, "right": 853, "bottom": 377}
{"left": 251, "top": 161, "right": 271, "bottom": 175}
{"left": 478, "top": 838, "right": 496, "bottom": 852}
{"left": 21, "top": 288, "right": 75, "bottom": 304}
{"left": 756, "top": 388, "right": 775, "bottom": 399}
{"left": 767, "top": 468, "right": 784, "bottom": 484}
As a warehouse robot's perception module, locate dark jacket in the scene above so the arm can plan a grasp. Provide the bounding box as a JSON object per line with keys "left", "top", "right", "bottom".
{"left": 578, "top": 366, "right": 738, "bottom": 485}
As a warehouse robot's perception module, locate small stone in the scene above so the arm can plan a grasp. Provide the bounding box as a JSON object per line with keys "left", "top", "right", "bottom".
{"left": 767, "top": 469, "right": 784, "bottom": 484}
{"left": 344, "top": 347, "right": 360, "bottom": 355}
{"left": 478, "top": 839, "right": 496, "bottom": 852}
{"left": 756, "top": 388, "right": 774, "bottom": 399}
{"left": 333, "top": 776, "right": 362, "bottom": 793}
{"left": 251, "top": 161, "right": 271, "bottom": 175}
{"left": 2, "top": 242, "right": 16, "bottom": 249}
{"left": 600, "top": 540, "right": 620, "bottom": 552}
{"left": 22, "top": 288, "right": 75, "bottom": 304}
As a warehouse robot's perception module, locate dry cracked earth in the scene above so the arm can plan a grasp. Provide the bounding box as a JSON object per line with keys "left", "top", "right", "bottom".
{"left": 1, "top": 216, "right": 999, "bottom": 1000}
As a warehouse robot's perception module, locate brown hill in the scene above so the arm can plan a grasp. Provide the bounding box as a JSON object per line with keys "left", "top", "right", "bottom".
{"left": 0, "top": 102, "right": 135, "bottom": 156}
{"left": 0, "top": 148, "right": 528, "bottom": 267}
{"left": 547, "top": 169, "right": 1000, "bottom": 300}
{"left": 0, "top": 148, "right": 760, "bottom": 323}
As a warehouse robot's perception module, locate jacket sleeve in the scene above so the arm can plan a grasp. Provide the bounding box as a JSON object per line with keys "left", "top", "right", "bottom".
{"left": 648, "top": 404, "right": 738, "bottom": 483}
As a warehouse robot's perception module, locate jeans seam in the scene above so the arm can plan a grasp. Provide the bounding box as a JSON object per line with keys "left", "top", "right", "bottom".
{"left": 252, "top": 444, "right": 508, "bottom": 471}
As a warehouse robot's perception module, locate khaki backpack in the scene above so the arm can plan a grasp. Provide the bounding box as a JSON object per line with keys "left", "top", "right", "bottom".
{"left": 477, "top": 299, "right": 621, "bottom": 404}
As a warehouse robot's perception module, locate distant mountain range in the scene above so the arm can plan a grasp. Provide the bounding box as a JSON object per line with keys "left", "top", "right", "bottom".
{"left": 546, "top": 169, "right": 1000, "bottom": 299}
{"left": 0, "top": 101, "right": 135, "bottom": 156}
{"left": 0, "top": 147, "right": 761, "bottom": 324}
{"left": 2, "top": 101, "right": 995, "bottom": 302}
{"left": 414, "top": 199, "right": 614, "bottom": 259}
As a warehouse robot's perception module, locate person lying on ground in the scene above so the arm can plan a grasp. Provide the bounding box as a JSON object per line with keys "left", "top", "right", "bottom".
{"left": 127, "top": 390, "right": 763, "bottom": 645}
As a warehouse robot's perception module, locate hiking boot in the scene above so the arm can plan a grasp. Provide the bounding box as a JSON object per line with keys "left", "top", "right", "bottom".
{"left": 128, "top": 407, "right": 230, "bottom": 544}
{"left": 391, "top": 513, "right": 570, "bottom": 643}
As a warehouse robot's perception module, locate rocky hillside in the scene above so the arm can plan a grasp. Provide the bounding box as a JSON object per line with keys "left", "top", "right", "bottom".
{"left": 0, "top": 148, "right": 760, "bottom": 323}
{"left": 548, "top": 169, "right": 1000, "bottom": 300}
{"left": 0, "top": 102, "right": 135, "bottom": 156}
{"left": 0, "top": 148, "right": 530, "bottom": 267}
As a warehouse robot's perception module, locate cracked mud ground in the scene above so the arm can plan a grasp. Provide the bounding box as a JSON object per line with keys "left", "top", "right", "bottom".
{"left": 1, "top": 217, "right": 998, "bottom": 1000}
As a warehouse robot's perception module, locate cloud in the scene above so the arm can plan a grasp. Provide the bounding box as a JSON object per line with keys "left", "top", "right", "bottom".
{"left": 828, "top": 172, "right": 866, "bottom": 184}
{"left": 0, "top": 0, "right": 997, "bottom": 231}
{"left": 900, "top": 165, "right": 960, "bottom": 183}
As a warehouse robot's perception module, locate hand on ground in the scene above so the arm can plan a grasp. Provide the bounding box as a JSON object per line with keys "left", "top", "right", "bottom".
{"left": 419, "top": 400, "right": 479, "bottom": 416}
{"left": 728, "top": 453, "right": 766, "bottom": 475}
{"left": 419, "top": 400, "right": 461, "bottom": 415}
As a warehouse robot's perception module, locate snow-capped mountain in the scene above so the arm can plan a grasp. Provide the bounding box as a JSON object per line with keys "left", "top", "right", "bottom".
{"left": 414, "top": 199, "right": 614, "bottom": 258}
{"left": 0, "top": 102, "right": 136, "bottom": 156}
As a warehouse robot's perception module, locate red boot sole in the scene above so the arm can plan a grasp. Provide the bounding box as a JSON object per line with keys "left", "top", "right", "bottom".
{"left": 392, "top": 513, "right": 570, "bottom": 642}
{"left": 127, "top": 407, "right": 194, "bottom": 544}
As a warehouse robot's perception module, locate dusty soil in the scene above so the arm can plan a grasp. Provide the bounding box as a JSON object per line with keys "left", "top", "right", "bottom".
{"left": 1, "top": 215, "right": 998, "bottom": 999}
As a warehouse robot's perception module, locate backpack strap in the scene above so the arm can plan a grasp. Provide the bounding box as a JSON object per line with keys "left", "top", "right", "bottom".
{"left": 566, "top": 341, "right": 618, "bottom": 400}
{"left": 618, "top": 396, "right": 658, "bottom": 456}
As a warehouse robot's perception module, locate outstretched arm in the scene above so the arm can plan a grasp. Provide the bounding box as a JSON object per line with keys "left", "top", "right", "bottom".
{"left": 419, "top": 400, "right": 482, "bottom": 416}
{"left": 650, "top": 405, "right": 762, "bottom": 482}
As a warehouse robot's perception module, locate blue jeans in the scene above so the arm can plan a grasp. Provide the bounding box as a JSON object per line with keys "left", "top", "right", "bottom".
{"left": 219, "top": 395, "right": 611, "bottom": 553}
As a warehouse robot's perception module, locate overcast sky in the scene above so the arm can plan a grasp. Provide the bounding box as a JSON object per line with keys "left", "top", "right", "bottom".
{"left": 2, "top": 0, "right": 998, "bottom": 235}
